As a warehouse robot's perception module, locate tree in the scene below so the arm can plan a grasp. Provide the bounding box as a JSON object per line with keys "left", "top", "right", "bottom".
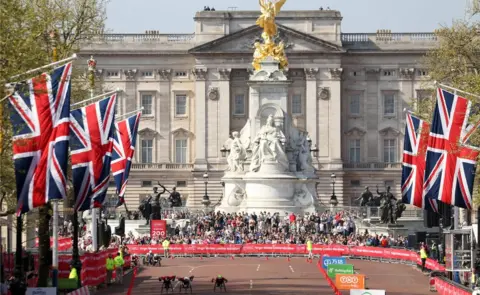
{"left": 419, "top": 0, "right": 480, "bottom": 204}
{"left": 0, "top": 0, "right": 107, "bottom": 287}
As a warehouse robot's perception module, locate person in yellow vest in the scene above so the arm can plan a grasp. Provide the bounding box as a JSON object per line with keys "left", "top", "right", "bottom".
{"left": 106, "top": 253, "right": 115, "bottom": 285}
{"left": 114, "top": 252, "right": 125, "bottom": 284}
{"left": 162, "top": 238, "right": 170, "bottom": 258}
{"left": 306, "top": 238, "right": 313, "bottom": 263}
{"left": 420, "top": 246, "right": 428, "bottom": 272}
{"left": 69, "top": 264, "right": 78, "bottom": 284}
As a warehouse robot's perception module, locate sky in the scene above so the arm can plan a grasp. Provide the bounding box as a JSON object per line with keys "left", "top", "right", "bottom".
{"left": 105, "top": 0, "right": 473, "bottom": 33}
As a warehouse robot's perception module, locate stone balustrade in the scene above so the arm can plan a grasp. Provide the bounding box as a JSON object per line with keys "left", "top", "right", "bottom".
{"left": 341, "top": 32, "right": 437, "bottom": 44}
{"left": 88, "top": 33, "right": 195, "bottom": 44}
{"left": 342, "top": 162, "right": 402, "bottom": 170}
{"left": 131, "top": 163, "right": 194, "bottom": 170}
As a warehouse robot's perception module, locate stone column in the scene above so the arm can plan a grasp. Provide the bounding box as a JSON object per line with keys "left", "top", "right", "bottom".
{"left": 328, "top": 68, "right": 343, "bottom": 163}
{"left": 365, "top": 68, "right": 381, "bottom": 162}
{"left": 123, "top": 69, "right": 138, "bottom": 113}
{"left": 157, "top": 69, "right": 172, "bottom": 162}
{"left": 192, "top": 68, "right": 208, "bottom": 169}
{"left": 218, "top": 68, "right": 231, "bottom": 154}
{"left": 304, "top": 68, "right": 319, "bottom": 154}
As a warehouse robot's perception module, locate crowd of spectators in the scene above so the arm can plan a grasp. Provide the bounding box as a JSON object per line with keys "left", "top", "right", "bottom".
{"left": 122, "top": 210, "right": 409, "bottom": 248}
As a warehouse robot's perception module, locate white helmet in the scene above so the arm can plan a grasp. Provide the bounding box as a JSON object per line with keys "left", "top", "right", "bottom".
{"left": 184, "top": 277, "right": 189, "bottom": 281}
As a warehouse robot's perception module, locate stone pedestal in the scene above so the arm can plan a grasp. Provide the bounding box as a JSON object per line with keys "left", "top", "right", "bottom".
{"left": 216, "top": 58, "right": 319, "bottom": 216}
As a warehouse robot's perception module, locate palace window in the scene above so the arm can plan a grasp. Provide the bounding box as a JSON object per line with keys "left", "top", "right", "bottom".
{"left": 349, "top": 94, "right": 360, "bottom": 115}
{"left": 384, "top": 180, "right": 394, "bottom": 188}
{"left": 383, "top": 139, "right": 397, "bottom": 163}
{"left": 106, "top": 71, "right": 119, "bottom": 77}
{"left": 141, "top": 71, "right": 153, "bottom": 77}
{"left": 176, "top": 180, "right": 187, "bottom": 187}
{"left": 383, "top": 93, "right": 395, "bottom": 116}
{"left": 417, "top": 70, "right": 429, "bottom": 76}
{"left": 349, "top": 139, "right": 361, "bottom": 163}
{"left": 141, "top": 94, "right": 153, "bottom": 115}
{"left": 175, "top": 71, "right": 187, "bottom": 77}
{"left": 141, "top": 181, "right": 152, "bottom": 187}
{"left": 351, "top": 180, "right": 361, "bottom": 186}
{"left": 141, "top": 139, "right": 153, "bottom": 163}
{"left": 233, "top": 94, "right": 245, "bottom": 115}
{"left": 292, "top": 94, "right": 302, "bottom": 115}
{"left": 175, "top": 95, "right": 187, "bottom": 116}
{"left": 175, "top": 139, "right": 187, "bottom": 163}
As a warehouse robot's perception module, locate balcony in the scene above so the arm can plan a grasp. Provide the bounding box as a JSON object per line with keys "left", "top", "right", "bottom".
{"left": 341, "top": 32, "right": 437, "bottom": 44}
{"left": 131, "top": 163, "right": 194, "bottom": 170}
{"left": 342, "top": 162, "right": 402, "bottom": 170}
{"left": 87, "top": 33, "right": 195, "bottom": 44}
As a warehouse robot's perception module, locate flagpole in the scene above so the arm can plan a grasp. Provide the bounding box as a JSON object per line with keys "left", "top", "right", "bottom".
{"left": 88, "top": 56, "right": 99, "bottom": 253}
{"left": 436, "top": 81, "right": 480, "bottom": 100}
{"left": 0, "top": 54, "right": 78, "bottom": 103}
{"left": 70, "top": 88, "right": 122, "bottom": 109}
{"left": 115, "top": 107, "right": 143, "bottom": 120}
{"left": 51, "top": 30, "right": 60, "bottom": 289}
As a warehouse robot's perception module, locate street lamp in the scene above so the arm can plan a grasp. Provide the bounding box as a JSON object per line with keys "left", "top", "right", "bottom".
{"left": 307, "top": 137, "right": 319, "bottom": 158}
{"left": 220, "top": 146, "right": 230, "bottom": 158}
{"left": 202, "top": 172, "right": 211, "bottom": 208}
{"left": 330, "top": 173, "right": 338, "bottom": 207}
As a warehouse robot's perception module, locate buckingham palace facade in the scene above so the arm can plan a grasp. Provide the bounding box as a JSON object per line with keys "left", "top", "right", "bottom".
{"left": 78, "top": 9, "right": 438, "bottom": 209}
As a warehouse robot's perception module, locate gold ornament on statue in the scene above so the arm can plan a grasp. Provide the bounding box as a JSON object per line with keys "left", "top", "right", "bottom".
{"left": 253, "top": 0, "right": 289, "bottom": 71}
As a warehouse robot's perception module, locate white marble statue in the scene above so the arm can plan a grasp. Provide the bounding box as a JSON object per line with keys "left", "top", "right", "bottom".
{"left": 227, "top": 131, "right": 248, "bottom": 172}
{"left": 250, "top": 114, "right": 289, "bottom": 172}
{"left": 297, "top": 133, "right": 315, "bottom": 173}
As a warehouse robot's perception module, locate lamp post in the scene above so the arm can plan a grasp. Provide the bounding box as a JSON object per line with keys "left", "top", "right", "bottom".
{"left": 307, "top": 137, "right": 319, "bottom": 158}
{"left": 202, "top": 172, "right": 211, "bottom": 209}
{"left": 330, "top": 173, "right": 338, "bottom": 209}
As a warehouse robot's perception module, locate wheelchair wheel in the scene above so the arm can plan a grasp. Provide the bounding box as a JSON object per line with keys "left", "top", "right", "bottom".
{"left": 222, "top": 282, "right": 227, "bottom": 292}
{"left": 189, "top": 285, "right": 193, "bottom": 293}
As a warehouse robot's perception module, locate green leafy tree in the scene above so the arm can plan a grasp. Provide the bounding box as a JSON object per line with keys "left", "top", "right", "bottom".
{"left": 0, "top": 0, "right": 108, "bottom": 287}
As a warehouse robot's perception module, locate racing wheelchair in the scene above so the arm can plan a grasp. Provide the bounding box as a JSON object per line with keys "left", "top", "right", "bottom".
{"left": 177, "top": 276, "right": 194, "bottom": 293}
{"left": 159, "top": 276, "right": 176, "bottom": 293}
{"left": 212, "top": 276, "right": 228, "bottom": 292}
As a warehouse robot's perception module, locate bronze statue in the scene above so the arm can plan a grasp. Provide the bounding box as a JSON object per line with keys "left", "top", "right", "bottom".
{"left": 150, "top": 185, "right": 166, "bottom": 221}
{"left": 376, "top": 185, "right": 397, "bottom": 224}
{"left": 356, "top": 186, "right": 374, "bottom": 206}
{"left": 138, "top": 196, "right": 152, "bottom": 225}
{"left": 168, "top": 187, "right": 183, "bottom": 207}
{"left": 395, "top": 199, "right": 406, "bottom": 220}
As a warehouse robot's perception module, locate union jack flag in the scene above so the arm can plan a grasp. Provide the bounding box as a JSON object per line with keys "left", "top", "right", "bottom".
{"left": 401, "top": 113, "right": 438, "bottom": 212}
{"left": 70, "top": 95, "right": 116, "bottom": 211}
{"left": 423, "top": 88, "right": 480, "bottom": 209}
{"left": 8, "top": 63, "right": 72, "bottom": 215}
{"left": 111, "top": 112, "right": 141, "bottom": 207}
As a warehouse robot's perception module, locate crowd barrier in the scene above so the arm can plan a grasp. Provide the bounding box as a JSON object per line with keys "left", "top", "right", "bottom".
{"left": 125, "top": 243, "right": 446, "bottom": 271}
{"left": 34, "top": 237, "right": 73, "bottom": 251}
{"left": 2, "top": 248, "right": 132, "bottom": 287}
{"left": 434, "top": 277, "right": 472, "bottom": 295}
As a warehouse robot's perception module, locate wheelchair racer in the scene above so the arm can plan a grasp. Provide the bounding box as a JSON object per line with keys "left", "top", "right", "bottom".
{"left": 211, "top": 275, "right": 228, "bottom": 287}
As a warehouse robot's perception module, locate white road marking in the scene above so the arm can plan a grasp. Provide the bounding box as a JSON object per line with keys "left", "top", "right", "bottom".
{"left": 250, "top": 279, "right": 253, "bottom": 289}
{"left": 186, "top": 263, "right": 258, "bottom": 273}
{"left": 289, "top": 265, "right": 295, "bottom": 273}
{"left": 256, "top": 264, "right": 260, "bottom": 271}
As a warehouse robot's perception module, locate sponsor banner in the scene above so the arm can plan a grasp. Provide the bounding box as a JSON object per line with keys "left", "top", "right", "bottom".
{"left": 336, "top": 274, "right": 365, "bottom": 290}
{"left": 321, "top": 256, "right": 346, "bottom": 270}
{"left": 350, "top": 290, "right": 385, "bottom": 295}
{"left": 26, "top": 287, "right": 57, "bottom": 295}
{"left": 434, "top": 277, "right": 471, "bottom": 295}
{"left": 327, "top": 264, "right": 354, "bottom": 279}
{"left": 34, "top": 237, "right": 73, "bottom": 251}
{"left": 150, "top": 220, "right": 167, "bottom": 240}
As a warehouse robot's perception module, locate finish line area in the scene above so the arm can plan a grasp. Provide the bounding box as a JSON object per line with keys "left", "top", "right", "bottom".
{"left": 103, "top": 257, "right": 430, "bottom": 295}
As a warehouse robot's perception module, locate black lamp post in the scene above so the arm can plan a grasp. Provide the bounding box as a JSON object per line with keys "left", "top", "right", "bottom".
{"left": 307, "top": 137, "right": 319, "bottom": 158}
{"left": 9, "top": 216, "right": 26, "bottom": 295}
{"left": 71, "top": 211, "right": 82, "bottom": 288}
{"left": 202, "top": 172, "right": 211, "bottom": 208}
{"left": 220, "top": 146, "right": 229, "bottom": 158}
{"left": 330, "top": 173, "right": 338, "bottom": 207}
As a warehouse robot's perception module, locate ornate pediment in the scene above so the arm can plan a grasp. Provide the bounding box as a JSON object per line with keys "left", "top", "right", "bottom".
{"left": 171, "top": 127, "right": 192, "bottom": 137}
{"left": 344, "top": 127, "right": 367, "bottom": 137}
{"left": 138, "top": 127, "right": 158, "bottom": 137}
{"left": 379, "top": 127, "right": 401, "bottom": 137}
{"left": 188, "top": 24, "right": 345, "bottom": 54}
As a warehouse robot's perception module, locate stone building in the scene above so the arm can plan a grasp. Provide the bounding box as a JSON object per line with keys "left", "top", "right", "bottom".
{"left": 78, "top": 10, "right": 438, "bottom": 210}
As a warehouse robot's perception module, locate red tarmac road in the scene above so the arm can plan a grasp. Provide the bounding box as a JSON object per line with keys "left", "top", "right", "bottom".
{"left": 103, "top": 257, "right": 431, "bottom": 295}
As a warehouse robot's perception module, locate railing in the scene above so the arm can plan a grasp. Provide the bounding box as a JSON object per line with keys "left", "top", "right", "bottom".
{"left": 328, "top": 205, "right": 424, "bottom": 220}
{"left": 342, "top": 162, "right": 402, "bottom": 170}
{"left": 87, "top": 33, "right": 195, "bottom": 44}
{"left": 131, "top": 163, "right": 194, "bottom": 170}
{"left": 341, "top": 32, "right": 437, "bottom": 44}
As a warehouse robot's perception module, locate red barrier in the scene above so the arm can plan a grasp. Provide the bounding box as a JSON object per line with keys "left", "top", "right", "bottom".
{"left": 127, "top": 267, "right": 138, "bottom": 295}
{"left": 34, "top": 237, "right": 73, "bottom": 251}
{"left": 434, "top": 277, "right": 471, "bottom": 295}
{"left": 317, "top": 260, "right": 342, "bottom": 295}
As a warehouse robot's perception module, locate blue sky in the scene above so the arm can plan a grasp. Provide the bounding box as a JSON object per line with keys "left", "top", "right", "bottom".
{"left": 106, "top": 0, "right": 472, "bottom": 33}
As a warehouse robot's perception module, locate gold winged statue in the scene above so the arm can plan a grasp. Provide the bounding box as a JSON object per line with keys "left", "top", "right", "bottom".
{"left": 253, "top": 0, "right": 289, "bottom": 71}
{"left": 256, "top": 0, "right": 287, "bottom": 41}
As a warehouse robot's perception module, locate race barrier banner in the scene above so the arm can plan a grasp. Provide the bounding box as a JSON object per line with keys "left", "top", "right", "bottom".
{"left": 34, "top": 237, "right": 73, "bottom": 251}
{"left": 434, "top": 277, "right": 471, "bottom": 295}
{"left": 335, "top": 274, "right": 365, "bottom": 290}
{"left": 66, "top": 286, "right": 91, "bottom": 295}
{"left": 150, "top": 220, "right": 167, "bottom": 240}
{"left": 317, "top": 260, "right": 342, "bottom": 295}
{"left": 321, "top": 256, "right": 346, "bottom": 270}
